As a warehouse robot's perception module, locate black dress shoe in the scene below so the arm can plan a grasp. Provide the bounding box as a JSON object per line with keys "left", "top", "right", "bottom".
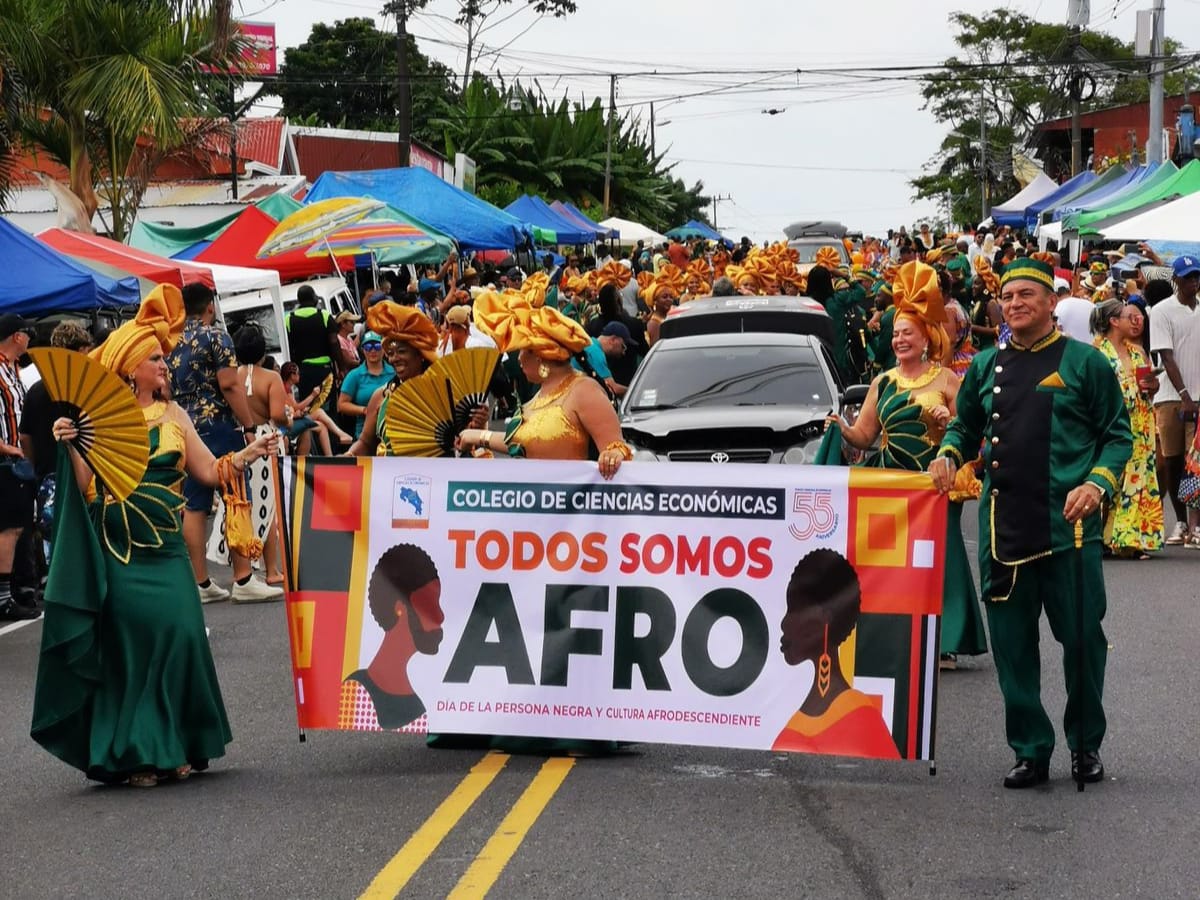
{"left": 1071, "top": 751, "right": 1105, "bottom": 783}
{"left": 0, "top": 599, "right": 41, "bottom": 621}
{"left": 1003, "top": 758, "right": 1050, "bottom": 789}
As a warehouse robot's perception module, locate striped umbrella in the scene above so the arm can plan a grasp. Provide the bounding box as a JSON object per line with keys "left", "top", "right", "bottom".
{"left": 257, "top": 197, "right": 385, "bottom": 258}
{"left": 305, "top": 218, "right": 439, "bottom": 258}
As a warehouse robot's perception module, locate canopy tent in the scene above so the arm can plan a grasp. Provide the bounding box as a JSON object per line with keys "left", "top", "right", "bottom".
{"left": 197, "top": 206, "right": 349, "bottom": 282}
{"left": 1090, "top": 190, "right": 1200, "bottom": 241}
{"left": 39, "top": 228, "right": 215, "bottom": 288}
{"left": 598, "top": 216, "right": 667, "bottom": 247}
{"left": 0, "top": 218, "right": 139, "bottom": 315}
{"left": 989, "top": 173, "right": 1058, "bottom": 228}
{"left": 1051, "top": 164, "right": 1169, "bottom": 224}
{"left": 1061, "top": 160, "right": 1200, "bottom": 236}
{"left": 503, "top": 195, "right": 593, "bottom": 245}
{"left": 305, "top": 167, "right": 529, "bottom": 251}
{"left": 666, "top": 219, "right": 731, "bottom": 246}
{"left": 1021, "top": 170, "right": 1095, "bottom": 232}
{"left": 550, "top": 201, "right": 614, "bottom": 240}
{"left": 128, "top": 193, "right": 304, "bottom": 260}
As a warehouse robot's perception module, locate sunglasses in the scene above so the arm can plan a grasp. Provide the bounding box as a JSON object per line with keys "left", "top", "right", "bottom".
{"left": 362, "top": 341, "right": 383, "bottom": 350}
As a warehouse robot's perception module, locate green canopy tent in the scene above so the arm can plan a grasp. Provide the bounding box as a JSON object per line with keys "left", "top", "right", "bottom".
{"left": 1062, "top": 160, "right": 1200, "bottom": 237}
{"left": 129, "top": 193, "right": 304, "bottom": 259}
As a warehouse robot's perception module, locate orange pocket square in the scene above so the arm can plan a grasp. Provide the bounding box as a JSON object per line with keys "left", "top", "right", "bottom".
{"left": 1037, "top": 371, "right": 1067, "bottom": 390}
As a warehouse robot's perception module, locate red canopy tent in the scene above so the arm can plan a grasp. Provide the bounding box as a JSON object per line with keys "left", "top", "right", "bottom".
{"left": 196, "top": 206, "right": 350, "bottom": 281}
{"left": 38, "top": 228, "right": 216, "bottom": 289}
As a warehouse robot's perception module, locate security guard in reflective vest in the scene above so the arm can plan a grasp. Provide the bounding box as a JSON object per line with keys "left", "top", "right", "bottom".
{"left": 285, "top": 285, "right": 338, "bottom": 397}
{"left": 929, "top": 257, "right": 1132, "bottom": 790}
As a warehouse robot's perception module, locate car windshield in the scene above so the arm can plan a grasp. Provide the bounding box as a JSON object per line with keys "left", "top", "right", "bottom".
{"left": 788, "top": 238, "right": 848, "bottom": 264}
{"left": 629, "top": 344, "right": 832, "bottom": 409}
{"left": 224, "top": 307, "right": 282, "bottom": 355}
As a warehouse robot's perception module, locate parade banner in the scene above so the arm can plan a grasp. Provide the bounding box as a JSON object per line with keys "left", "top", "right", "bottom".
{"left": 278, "top": 458, "right": 947, "bottom": 761}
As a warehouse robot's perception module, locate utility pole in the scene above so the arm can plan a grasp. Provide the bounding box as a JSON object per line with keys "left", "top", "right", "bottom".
{"left": 395, "top": 1, "right": 412, "bottom": 168}
{"left": 1147, "top": 0, "right": 1166, "bottom": 164}
{"left": 649, "top": 101, "right": 655, "bottom": 157}
{"left": 603, "top": 74, "right": 616, "bottom": 215}
{"left": 979, "top": 86, "right": 988, "bottom": 223}
{"left": 227, "top": 81, "right": 239, "bottom": 200}
{"left": 711, "top": 194, "right": 732, "bottom": 230}
{"left": 1070, "top": 24, "right": 1083, "bottom": 177}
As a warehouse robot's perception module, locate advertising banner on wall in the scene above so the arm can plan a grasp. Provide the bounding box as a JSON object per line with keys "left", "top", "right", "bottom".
{"left": 278, "top": 458, "right": 946, "bottom": 761}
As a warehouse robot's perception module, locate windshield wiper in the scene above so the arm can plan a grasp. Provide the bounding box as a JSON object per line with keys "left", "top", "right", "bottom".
{"left": 629, "top": 403, "right": 680, "bottom": 411}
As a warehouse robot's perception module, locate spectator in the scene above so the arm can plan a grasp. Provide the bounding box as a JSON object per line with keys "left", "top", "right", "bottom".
{"left": 337, "top": 330, "right": 394, "bottom": 438}
{"left": 438, "top": 306, "right": 497, "bottom": 357}
{"left": 711, "top": 276, "right": 736, "bottom": 297}
{"left": 585, "top": 283, "right": 649, "bottom": 389}
{"left": 168, "top": 283, "right": 279, "bottom": 604}
{"left": 1054, "top": 279, "right": 1094, "bottom": 343}
{"left": 285, "top": 285, "right": 339, "bottom": 397}
{"left": 1150, "top": 255, "right": 1200, "bottom": 546}
{"left": 0, "top": 314, "right": 37, "bottom": 620}
{"left": 668, "top": 236, "right": 691, "bottom": 270}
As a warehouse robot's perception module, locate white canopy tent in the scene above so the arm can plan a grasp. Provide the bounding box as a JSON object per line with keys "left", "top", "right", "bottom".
{"left": 598, "top": 216, "right": 667, "bottom": 247}
{"left": 1093, "top": 191, "right": 1200, "bottom": 241}
{"left": 989, "top": 173, "right": 1058, "bottom": 229}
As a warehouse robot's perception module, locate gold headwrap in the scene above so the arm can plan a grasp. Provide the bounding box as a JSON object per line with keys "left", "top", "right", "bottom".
{"left": 814, "top": 246, "right": 841, "bottom": 271}
{"left": 635, "top": 270, "right": 656, "bottom": 304}
{"left": 519, "top": 272, "right": 550, "bottom": 308}
{"left": 973, "top": 255, "right": 1000, "bottom": 297}
{"left": 686, "top": 259, "right": 713, "bottom": 284}
{"left": 366, "top": 300, "right": 439, "bottom": 362}
{"left": 711, "top": 249, "right": 730, "bottom": 278}
{"left": 594, "top": 261, "right": 631, "bottom": 289}
{"left": 1030, "top": 250, "right": 1059, "bottom": 267}
{"left": 892, "top": 261, "right": 949, "bottom": 364}
{"left": 647, "top": 264, "right": 686, "bottom": 303}
{"left": 91, "top": 283, "right": 185, "bottom": 377}
{"left": 473, "top": 289, "right": 591, "bottom": 361}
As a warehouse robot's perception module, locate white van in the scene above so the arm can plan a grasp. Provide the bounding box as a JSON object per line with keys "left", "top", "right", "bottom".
{"left": 219, "top": 275, "right": 359, "bottom": 363}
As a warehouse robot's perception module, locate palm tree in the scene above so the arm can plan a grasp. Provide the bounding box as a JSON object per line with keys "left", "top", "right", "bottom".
{"left": 0, "top": 0, "right": 239, "bottom": 239}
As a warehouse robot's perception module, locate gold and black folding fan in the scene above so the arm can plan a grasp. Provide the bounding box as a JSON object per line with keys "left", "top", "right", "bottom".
{"left": 382, "top": 348, "right": 500, "bottom": 457}
{"left": 311, "top": 374, "right": 334, "bottom": 412}
{"left": 28, "top": 347, "right": 150, "bottom": 501}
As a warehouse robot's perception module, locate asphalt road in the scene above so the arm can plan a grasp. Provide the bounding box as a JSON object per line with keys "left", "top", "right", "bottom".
{"left": 2, "top": 511, "right": 1198, "bottom": 900}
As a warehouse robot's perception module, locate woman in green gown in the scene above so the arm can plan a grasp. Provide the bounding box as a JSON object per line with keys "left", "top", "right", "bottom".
{"left": 32, "top": 285, "right": 280, "bottom": 787}
{"left": 821, "top": 261, "right": 987, "bottom": 666}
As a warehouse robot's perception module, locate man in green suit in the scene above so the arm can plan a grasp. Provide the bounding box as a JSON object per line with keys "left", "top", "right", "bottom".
{"left": 929, "top": 258, "right": 1132, "bottom": 789}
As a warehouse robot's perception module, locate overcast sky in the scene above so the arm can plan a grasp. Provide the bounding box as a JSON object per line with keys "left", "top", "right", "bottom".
{"left": 243, "top": 0, "right": 1200, "bottom": 239}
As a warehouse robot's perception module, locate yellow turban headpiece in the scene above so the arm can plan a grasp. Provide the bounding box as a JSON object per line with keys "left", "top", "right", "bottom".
{"left": 892, "top": 261, "right": 950, "bottom": 364}
{"left": 711, "top": 249, "right": 730, "bottom": 278}
{"left": 814, "top": 246, "right": 841, "bottom": 271}
{"left": 636, "top": 270, "right": 656, "bottom": 303}
{"left": 366, "top": 300, "right": 440, "bottom": 362}
{"left": 519, "top": 272, "right": 550, "bottom": 308}
{"left": 648, "top": 264, "right": 686, "bottom": 303}
{"left": 1030, "top": 250, "right": 1059, "bottom": 267}
{"left": 91, "top": 283, "right": 185, "bottom": 378}
{"left": 686, "top": 259, "right": 712, "bottom": 284}
{"left": 594, "top": 261, "right": 632, "bottom": 289}
{"left": 473, "top": 289, "right": 591, "bottom": 361}
{"left": 973, "top": 255, "right": 1000, "bottom": 297}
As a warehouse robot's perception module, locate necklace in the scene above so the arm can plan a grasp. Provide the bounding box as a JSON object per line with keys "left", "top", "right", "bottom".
{"left": 527, "top": 371, "right": 580, "bottom": 410}
{"left": 893, "top": 363, "right": 941, "bottom": 391}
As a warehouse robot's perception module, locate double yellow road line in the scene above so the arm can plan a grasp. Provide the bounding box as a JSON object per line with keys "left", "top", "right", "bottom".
{"left": 360, "top": 752, "right": 575, "bottom": 899}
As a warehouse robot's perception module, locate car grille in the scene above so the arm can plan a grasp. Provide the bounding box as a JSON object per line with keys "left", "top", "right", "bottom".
{"left": 666, "top": 449, "right": 773, "bottom": 464}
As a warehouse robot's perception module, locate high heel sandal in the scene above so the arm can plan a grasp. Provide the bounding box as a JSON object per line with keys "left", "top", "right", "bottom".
{"left": 172, "top": 765, "right": 192, "bottom": 781}
{"left": 128, "top": 773, "right": 158, "bottom": 788}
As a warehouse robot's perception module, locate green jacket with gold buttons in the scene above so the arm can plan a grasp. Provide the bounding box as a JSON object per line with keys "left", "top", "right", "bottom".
{"left": 938, "top": 330, "right": 1132, "bottom": 569}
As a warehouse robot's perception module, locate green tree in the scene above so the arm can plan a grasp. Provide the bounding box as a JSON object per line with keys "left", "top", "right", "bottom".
{"left": 271, "top": 17, "right": 457, "bottom": 144}
{"left": 0, "top": 0, "right": 241, "bottom": 238}
{"left": 913, "top": 9, "right": 1199, "bottom": 227}
{"left": 433, "top": 79, "right": 707, "bottom": 231}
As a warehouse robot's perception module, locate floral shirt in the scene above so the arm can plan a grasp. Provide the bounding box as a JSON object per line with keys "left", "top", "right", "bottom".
{"left": 167, "top": 317, "right": 236, "bottom": 431}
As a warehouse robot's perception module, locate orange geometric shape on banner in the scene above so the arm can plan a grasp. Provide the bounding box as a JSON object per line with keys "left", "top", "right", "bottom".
{"left": 856, "top": 495, "right": 909, "bottom": 568}
{"left": 310, "top": 463, "right": 365, "bottom": 532}
{"left": 284, "top": 590, "right": 352, "bottom": 730}
{"left": 847, "top": 469, "right": 946, "bottom": 617}
{"left": 289, "top": 600, "right": 316, "bottom": 669}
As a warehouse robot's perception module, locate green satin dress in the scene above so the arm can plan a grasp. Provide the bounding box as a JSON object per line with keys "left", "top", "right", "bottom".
{"left": 31, "top": 415, "right": 232, "bottom": 782}
{"left": 818, "top": 367, "right": 987, "bottom": 657}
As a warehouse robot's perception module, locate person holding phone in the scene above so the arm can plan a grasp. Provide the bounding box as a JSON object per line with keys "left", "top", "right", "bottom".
{"left": 1149, "top": 256, "right": 1200, "bottom": 546}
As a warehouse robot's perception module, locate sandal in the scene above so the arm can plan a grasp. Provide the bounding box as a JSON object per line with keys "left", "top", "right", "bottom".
{"left": 128, "top": 773, "right": 158, "bottom": 788}
{"left": 172, "top": 765, "right": 192, "bottom": 781}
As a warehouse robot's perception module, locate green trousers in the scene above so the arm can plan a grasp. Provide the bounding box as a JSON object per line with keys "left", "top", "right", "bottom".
{"left": 983, "top": 545, "right": 1108, "bottom": 762}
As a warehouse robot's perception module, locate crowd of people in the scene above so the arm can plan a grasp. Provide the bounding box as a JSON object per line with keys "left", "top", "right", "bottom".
{"left": 0, "top": 214, "right": 1192, "bottom": 790}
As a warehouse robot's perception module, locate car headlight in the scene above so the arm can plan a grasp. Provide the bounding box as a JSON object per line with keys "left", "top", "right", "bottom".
{"left": 624, "top": 438, "right": 660, "bottom": 461}
{"left": 781, "top": 442, "right": 818, "bottom": 465}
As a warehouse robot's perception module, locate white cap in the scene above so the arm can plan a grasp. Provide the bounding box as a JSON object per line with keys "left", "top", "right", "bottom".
{"left": 1054, "top": 277, "right": 1071, "bottom": 293}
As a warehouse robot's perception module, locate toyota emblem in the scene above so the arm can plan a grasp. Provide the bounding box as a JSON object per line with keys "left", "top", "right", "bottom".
{"left": 710, "top": 451, "right": 731, "bottom": 463}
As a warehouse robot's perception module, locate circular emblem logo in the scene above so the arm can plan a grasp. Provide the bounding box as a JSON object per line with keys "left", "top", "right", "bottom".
{"left": 710, "top": 451, "right": 731, "bottom": 463}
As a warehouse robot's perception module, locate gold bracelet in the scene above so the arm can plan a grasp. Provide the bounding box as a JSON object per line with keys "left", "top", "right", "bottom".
{"left": 480, "top": 430, "right": 493, "bottom": 448}
{"left": 603, "top": 440, "right": 634, "bottom": 461}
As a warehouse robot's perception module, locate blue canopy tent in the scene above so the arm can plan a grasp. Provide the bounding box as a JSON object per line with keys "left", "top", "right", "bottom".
{"left": 305, "top": 167, "right": 530, "bottom": 251}
{"left": 1051, "top": 164, "right": 1168, "bottom": 222}
{"left": 504, "top": 195, "right": 593, "bottom": 245}
{"left": 556, "top": 201, "right": 618, "bottom": 239}
{"left": 665, "top": 219, "right": 733, "bottom": 247}
{"left": 1021, "top": 171, "right": 1095, "bottom": 232}
{"left": 549, "top": 201, "right": 607, "bottom": 241}
{"left": 0, "top": 218, "right": 140, "bottom": 315}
